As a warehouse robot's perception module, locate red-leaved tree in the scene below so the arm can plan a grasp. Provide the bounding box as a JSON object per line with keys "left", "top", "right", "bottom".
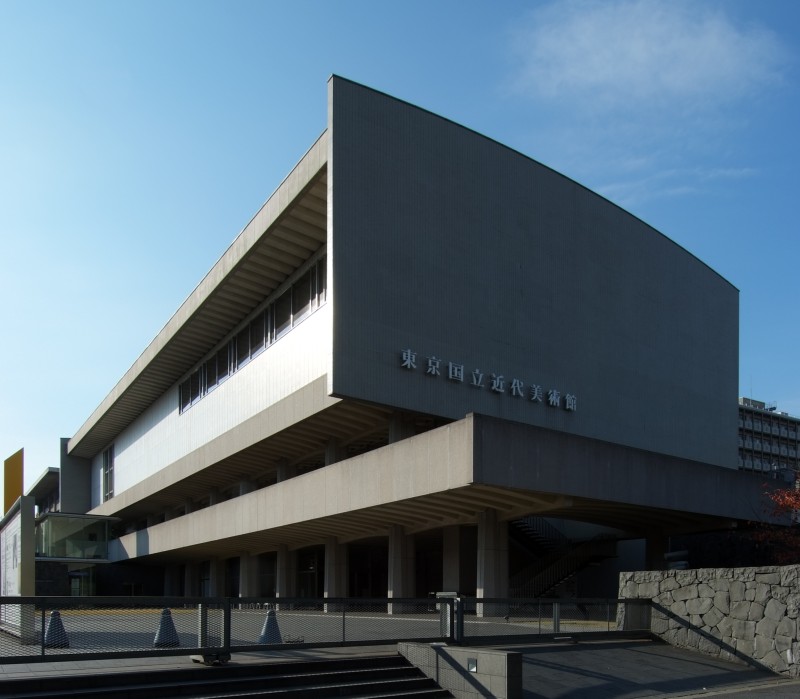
{"left": 756, "top": 477, "right": 800, "bottom": 564}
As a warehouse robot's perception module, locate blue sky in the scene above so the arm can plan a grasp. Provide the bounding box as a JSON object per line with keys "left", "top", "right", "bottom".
{"left": 1, "top": 0, "right": 798, "bottom": 497}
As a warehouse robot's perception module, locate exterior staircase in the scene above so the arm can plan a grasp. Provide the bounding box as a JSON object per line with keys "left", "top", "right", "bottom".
{"left": 0, "top": 655, "right": 452, "bottom": 698}
{"left": 510, "top": 516, "right": 617, "bottom": 598}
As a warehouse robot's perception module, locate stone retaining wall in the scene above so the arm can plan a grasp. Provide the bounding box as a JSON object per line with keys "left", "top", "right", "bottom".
{"left": 619, "top": 565, "right": 800, "bottom": 677}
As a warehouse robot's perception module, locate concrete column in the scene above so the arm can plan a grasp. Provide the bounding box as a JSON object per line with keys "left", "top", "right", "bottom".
{"left": 276, "top": 545, "right": 296, "bottom": 608}
{"left": 324, "top": 537, "right": 348, "bottom": 611}
{"left": 240, "top": 554, "right": 260, "bottom": 598}
{"left": 209, "top": 559, "right": 225, "bottom": 596}
{"left": 239, "top": 480, "right": 255, "bottom": 496}
{"left": 476, "top": 509, "right": 509, "bottom": 616}
{"left": 442, "top": 525, "right": 461, "bottom": 593}
{"left": 209, "top": 489, "right": 221, "bottom": 506}
{"left": 388, "top": 525, "right": 415, "bottom": 613}
{"left": 184, "top": 499, "right": 195, "bottom": 515}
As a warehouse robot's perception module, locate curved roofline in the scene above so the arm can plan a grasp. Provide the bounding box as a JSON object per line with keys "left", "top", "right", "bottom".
{"left": 329, "top": 74, "right": 738, "bottom": 292}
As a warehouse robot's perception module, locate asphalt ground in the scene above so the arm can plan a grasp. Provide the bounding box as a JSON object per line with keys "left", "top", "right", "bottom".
{"left": 2, "top": 639, "right": 800, "bottom": 698}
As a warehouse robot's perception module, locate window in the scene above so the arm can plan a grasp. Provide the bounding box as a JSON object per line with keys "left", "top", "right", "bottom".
{"left": 102, "top": 446, "right": 114, "bottom": 502}
{"left": 273, "top": 290, "right": 292, "bottom": 339}
{"left": 250, "top": 311, "right": 266, "bottom": 358}
{"left": 178, "top": 254, "right": 328, "bottom": 413}
{"left": 292, "top": 269, "right": 314, "bottom": 323}
{"left": 236, "top": 327, "right": 251, "bottom": 368}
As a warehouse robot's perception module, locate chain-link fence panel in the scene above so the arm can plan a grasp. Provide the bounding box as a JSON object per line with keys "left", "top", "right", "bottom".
{"left": 1, "top": 596, "right": 649, "bottom": 663}
{"left": 230, "top": 598, "right": 447, "bottom": 650}
{"left": 460, "top": 598, "right": 637, "bottom": 643}
{"left": 0, "top": 597, "right": 224, "bottom": 662}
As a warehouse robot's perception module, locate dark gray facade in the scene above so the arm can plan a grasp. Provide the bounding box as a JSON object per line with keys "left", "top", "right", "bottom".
{"left": 329, "top": 76, "right": 738, "bottom": 469}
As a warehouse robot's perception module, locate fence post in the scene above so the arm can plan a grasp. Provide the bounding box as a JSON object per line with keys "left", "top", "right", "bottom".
{"left": 454, "top": 598, "right": 464, "bottom": 644}
{"left": 538, "top": 600, "right": 541, "bottom": 635}
{"left": 197, "top": 604, "right": 208, "bottom": 647}
{"left": 553, "top": 601, "right": 561, "bottom": 634}
{"left": 222, "top": 598, "right": 231, "bottom": 654}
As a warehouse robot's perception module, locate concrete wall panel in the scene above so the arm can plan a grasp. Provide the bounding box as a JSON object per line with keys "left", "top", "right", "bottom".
{"left": 328, "top": 76, "right": 738, "bottom": 469}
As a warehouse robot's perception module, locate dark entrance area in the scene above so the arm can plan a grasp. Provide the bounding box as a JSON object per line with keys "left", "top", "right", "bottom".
{"left": 414, "top": 530, "right": 442, "bottom": 597}
{"left": 296, "top": 545, "right": 324, "bottom": 598}
{"left": 348, "top": 538, "right": 387, "bottom": 597}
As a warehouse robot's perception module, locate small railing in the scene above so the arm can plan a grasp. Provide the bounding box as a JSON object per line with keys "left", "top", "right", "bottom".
{"left": 0, "top": 596, "right": 652, "bottom": 664}
{"left": 510, "top": 537, "right": 617, "bottom": 598}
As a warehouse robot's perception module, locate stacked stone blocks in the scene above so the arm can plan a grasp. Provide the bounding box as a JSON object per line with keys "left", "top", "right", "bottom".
{"left": 619, "top": 565, "right": 800, "bottom": 677}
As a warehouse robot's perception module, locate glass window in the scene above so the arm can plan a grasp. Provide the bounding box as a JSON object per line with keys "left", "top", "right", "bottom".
{"left": 180, "top": 381, "right": 191, "bottom": 412}
{"left": 236, "top": 327, "right": 251, "bottom": 368}
{"left": 317, "top": 258, "right": 327, "bottom": 305}
{"left": 189, "top": 369, "right": 202, "bottom": 403}
{"left": 274, "top": 290, "right": 292, "bottom": 338}
{"left": 250, "top": 311, "right": 266, "bottom": 357}
{"left": 102, "top": 446, "right": 114, "bottom": 502}
{"left": 205, "top": 354, "right": 218, "bottom": 388}
{"left": 177, "top": 255, "right": 327, "bottom": 413}
{"left": 292, "top": 269, "right": 313, "bottom": 322}
{"left": 216, "top": 345, "right": 231, "bottom": 382}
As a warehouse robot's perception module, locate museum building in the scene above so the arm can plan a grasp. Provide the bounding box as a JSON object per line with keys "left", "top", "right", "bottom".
{"left": 20, "top": 77, "right": 771, "bottom": 599}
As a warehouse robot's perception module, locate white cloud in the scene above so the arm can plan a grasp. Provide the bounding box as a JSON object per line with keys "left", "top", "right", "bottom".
{"left": 506, "top": 0, "right": 790, "bottom": 208}
{"left": 511, "top": 0, "right": 788, "bottom": 114}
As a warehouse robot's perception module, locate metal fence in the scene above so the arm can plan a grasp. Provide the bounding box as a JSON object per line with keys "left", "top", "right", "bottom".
{"left": 0, "top": 596, "right": 651, "bottom": 664}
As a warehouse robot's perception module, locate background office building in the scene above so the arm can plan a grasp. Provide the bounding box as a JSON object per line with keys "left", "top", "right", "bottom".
{"left": 738, "top": 397, "right": 800, "bottom": 478}
{"left": 6, "top": 77, "right": 769, "bottom": 600}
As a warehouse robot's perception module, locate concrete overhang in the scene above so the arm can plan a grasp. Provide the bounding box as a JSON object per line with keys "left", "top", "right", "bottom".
{"left": 68, "top": 133, "right": 329, "bottom": 459}
{"left": 109, "top": 414, "right": 771, "bottom": 563}
{"left": 26, "top": 467, "right": 60, "bottom": 501}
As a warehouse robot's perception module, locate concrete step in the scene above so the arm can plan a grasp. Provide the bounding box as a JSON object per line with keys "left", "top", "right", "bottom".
{"left": 0, "top": 655, "right": 452, "bottom": 699}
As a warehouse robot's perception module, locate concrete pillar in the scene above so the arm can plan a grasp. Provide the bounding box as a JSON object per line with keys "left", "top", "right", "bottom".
{"left": 209, "top": 489, "right": 221, "bottom": 506}
{"left": 476, "top": 509, "right": 508, "bottom": 616}
{"left": 209, "top": 559, "right": 225, "bottom": 596}
{"left": 239, "top": 480, "right": 255, "bottom": 496}
{"left": 276, "top": 545, "right": 296, "bottom": 608}
{"left": 324, "top": 537, "right": 348, "bottom": 611}
{"left": 240, "top": 554, "right": 260, "bottom": 598}
{"left": 442, "top": 525, "right": 461, "bottom": 593}
{"left": 184, "top": 499, "right": 195, "bottom": 515}
{"left": 388, "top": 525, "right": 415, "bottom": 613}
